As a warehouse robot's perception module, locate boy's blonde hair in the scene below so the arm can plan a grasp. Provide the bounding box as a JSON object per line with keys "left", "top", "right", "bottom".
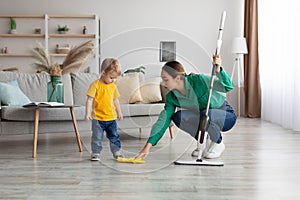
{"left": 101, "top": 58, "right": 121, "bottom": 75}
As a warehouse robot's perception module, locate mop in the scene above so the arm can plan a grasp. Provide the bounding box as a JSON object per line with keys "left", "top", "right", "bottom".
{"left": 116, "top": 157, "right": 145, "bottom": 164}
{"left": 174, "top": 11, "right": 226, "bottom": 166}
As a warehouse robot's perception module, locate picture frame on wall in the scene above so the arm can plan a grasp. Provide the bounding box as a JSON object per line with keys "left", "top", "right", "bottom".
{"left": 159, "top": 41, "right": 176, "bottom": 62}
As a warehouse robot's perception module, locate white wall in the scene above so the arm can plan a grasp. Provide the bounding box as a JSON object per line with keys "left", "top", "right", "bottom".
{"left": 0, "top": 0, "right": 244, "bottom": 110}
{"left": 0, "top": 0, "right": 244, "bottom": 74}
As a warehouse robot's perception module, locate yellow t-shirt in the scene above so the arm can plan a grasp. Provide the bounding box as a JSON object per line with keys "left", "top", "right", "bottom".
{"left": 86, "top": 80, "right": 120, "bottom": 121}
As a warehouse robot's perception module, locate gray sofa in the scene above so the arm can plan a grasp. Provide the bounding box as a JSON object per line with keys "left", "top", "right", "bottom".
{"left": 0, "top": 71, "right": 165, "bottom": 136}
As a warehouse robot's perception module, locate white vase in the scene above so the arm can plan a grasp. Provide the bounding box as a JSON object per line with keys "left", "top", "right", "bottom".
{"left": 58, "top": 30, "right": 67, "bottom": 34}
{"left": 10, "top": 29, "right": 17, "bottom": 34}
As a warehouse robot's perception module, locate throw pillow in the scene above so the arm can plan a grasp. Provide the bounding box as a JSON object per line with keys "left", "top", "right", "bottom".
{"left": 123, "top": 66, "right": 146, "bottom": 82}
{"left": 0, "top": 80, "right": 31, "bottom": 106}
{"left": 139, "top": 77, "right": 162, "bottom": 103}
{"left": 115, "top": 73, "right": 142, "bottom": 104}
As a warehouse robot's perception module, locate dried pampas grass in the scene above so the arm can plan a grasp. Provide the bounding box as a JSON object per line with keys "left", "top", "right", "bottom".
{"left": 32, "top": 42, "right": 52, "bottom": 73}
{"left": 32, "top": 40, "right": 94, "bottom": 75}
{"left": 61, "top": 40, "right": 94, "bottom": 75}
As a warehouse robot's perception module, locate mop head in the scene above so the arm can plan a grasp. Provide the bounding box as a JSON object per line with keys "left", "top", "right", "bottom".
{"left": 174, "top": 159, "right": 224, "bottom": 166}
{"left": 116, "top": 157, "right": 145, "bottom": 164}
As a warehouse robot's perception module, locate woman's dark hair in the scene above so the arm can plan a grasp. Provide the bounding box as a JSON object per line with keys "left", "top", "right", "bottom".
{"left": 162, "top": 61, "right": 186, "bottom": 78}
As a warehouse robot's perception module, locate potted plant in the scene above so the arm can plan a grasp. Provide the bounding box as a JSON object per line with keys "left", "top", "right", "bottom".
{"left": 10, "top": 17, "right": 17, "bottom": 34}
{"left": 32, "top": 40, "right": 94, "bottom": 102}
{"left": 57, "top": 25, "right": 69, "bottom": 34}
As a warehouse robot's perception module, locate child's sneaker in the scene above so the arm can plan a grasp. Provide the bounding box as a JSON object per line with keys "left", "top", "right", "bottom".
{"left": 90, "top": 153, "right": 100, "bottom": 161}
{"left": 113, "top": 150, "right": 124, "bottom": 159}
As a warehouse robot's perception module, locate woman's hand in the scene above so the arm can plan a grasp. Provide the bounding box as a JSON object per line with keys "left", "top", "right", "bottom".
{"left": 134, "top": 143, "right": 152, "bottom": 159}
{"left": 213, "top": 54, "right": 222, "bottom": 73}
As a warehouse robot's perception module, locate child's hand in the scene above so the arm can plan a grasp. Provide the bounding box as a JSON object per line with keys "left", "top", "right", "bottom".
{"left": 85, "top": 114, "right": 92, "bottom": 121}
{"left": 117, "top": 111, "right": 123, "bottom": 120}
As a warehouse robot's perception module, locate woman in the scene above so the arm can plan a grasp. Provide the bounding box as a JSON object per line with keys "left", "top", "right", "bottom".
{"left": 135, "top": 55, "right": 237, "bottom": 160}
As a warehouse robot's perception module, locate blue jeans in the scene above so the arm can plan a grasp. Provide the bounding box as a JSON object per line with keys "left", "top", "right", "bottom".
{"left": 171, "top": 101, "right": 237, "bottom": 143}
{"left": 91, "top": 120, "right": 121, "bottom": 154}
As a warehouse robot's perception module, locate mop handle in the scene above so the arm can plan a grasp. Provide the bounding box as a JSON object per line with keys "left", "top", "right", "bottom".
{"left": 205, "top": 11, "right": 226, "bottom": 117}
{"left": 215, "top": 11, "right": 226, "bottom": 55}
{"left": 198, "top": 11, "right": 226, "bottom": 147}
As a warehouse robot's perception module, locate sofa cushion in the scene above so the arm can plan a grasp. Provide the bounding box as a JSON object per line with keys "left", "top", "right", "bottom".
{"left": 139, "top": 77, "right": 162, "bottom": 103}
{"left": 0, "top": 72, "right": 73, "bottom": 105}
{"left": 120, "top": 103, "right": 164, "bottom": 117}
{"left": 71, "top": 72, "right": 99, "bottom": 105}
{"left": 0, "top": 80, "right": 31, "bottom": 106}
{"left": 61, "top": 75, "right": 74, "bottom": 105}
{"left": 118, "top": 115, "right": 160, "bottom": 129}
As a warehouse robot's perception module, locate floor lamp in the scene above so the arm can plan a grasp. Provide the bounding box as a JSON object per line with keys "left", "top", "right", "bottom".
{"left": 231, "top": 37, "right": 248, "bottom": 118}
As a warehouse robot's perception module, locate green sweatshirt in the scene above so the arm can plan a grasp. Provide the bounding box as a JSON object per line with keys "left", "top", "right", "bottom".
{"left": 147, "top": 68, "right": 234, "bottom": 146}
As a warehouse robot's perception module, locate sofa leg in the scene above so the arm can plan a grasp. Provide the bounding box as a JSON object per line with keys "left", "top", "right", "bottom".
{"left": 139, "top": 128, "right": 142, "bottom": 139}
{"left": 168, "top": 125, "right": 174, "bottom": 139}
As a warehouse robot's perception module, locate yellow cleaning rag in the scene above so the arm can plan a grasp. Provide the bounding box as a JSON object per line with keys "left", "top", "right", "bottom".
{"left": 117, "top": 157, "right": 145, "bottom": 164}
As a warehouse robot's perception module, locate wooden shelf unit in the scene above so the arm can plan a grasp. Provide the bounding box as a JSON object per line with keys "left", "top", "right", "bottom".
{"left": 0, "top": 34, "right": 45, "bottom": 37}
{"left": 0, "top": 53, "right": 32, "bottom": 57}
{"left": 0, "top": 14, "right": 99, "bottom": 73}
{"left": 48, "top": 34, "right": 95, "bottom": 38}
{"left": 47, "top": 14, "right": 96, "bottom": 19}
{"left": 0, "top": 14, "right": 44, "bottom": 18}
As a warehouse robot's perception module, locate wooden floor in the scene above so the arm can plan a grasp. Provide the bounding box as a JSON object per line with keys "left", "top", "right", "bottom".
{"left": 0, "top": 118, "right": 299, "bottom": 200}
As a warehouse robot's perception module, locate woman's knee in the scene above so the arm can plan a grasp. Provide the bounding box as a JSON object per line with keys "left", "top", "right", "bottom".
{"left": 222, "top": 114, "right": 237, "bottom": 131}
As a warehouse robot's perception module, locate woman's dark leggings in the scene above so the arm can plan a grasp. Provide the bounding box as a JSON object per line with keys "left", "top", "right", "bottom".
{"left": 171, "top": 101, "right": 237, "bottom": 143}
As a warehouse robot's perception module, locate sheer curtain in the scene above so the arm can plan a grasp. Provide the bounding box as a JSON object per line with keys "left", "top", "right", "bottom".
{"left": 258, "top": 1, "right": 300, "bottom": 131}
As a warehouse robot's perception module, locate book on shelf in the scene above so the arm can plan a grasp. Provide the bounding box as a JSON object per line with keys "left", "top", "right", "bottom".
{"left": 22, "top": 102, "right": 65, "bottom": 107}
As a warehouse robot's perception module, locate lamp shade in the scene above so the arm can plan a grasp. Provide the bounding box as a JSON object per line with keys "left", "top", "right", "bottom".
{"left": 231, "top": 37, "right": 248, "bottom": 54}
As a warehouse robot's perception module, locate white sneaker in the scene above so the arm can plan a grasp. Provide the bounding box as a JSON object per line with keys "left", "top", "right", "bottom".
{"left": 191, "top": 148, "right": 200, "bottom": 157}
{"left": 204, "top": 141, "right": 225, "bottom": 159}
{"left": 91, "top": 153, "right": 100, "bottom": 161}
{"left": 113, "top": 150, "right": 124, "bottom": 159}
{"left": 191, "top": 137, "right": 211, "bottom": 157}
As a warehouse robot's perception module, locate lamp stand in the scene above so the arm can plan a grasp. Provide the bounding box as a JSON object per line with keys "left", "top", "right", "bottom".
{"left": 231, "top": 55, "right": 244, "bottom": 118}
